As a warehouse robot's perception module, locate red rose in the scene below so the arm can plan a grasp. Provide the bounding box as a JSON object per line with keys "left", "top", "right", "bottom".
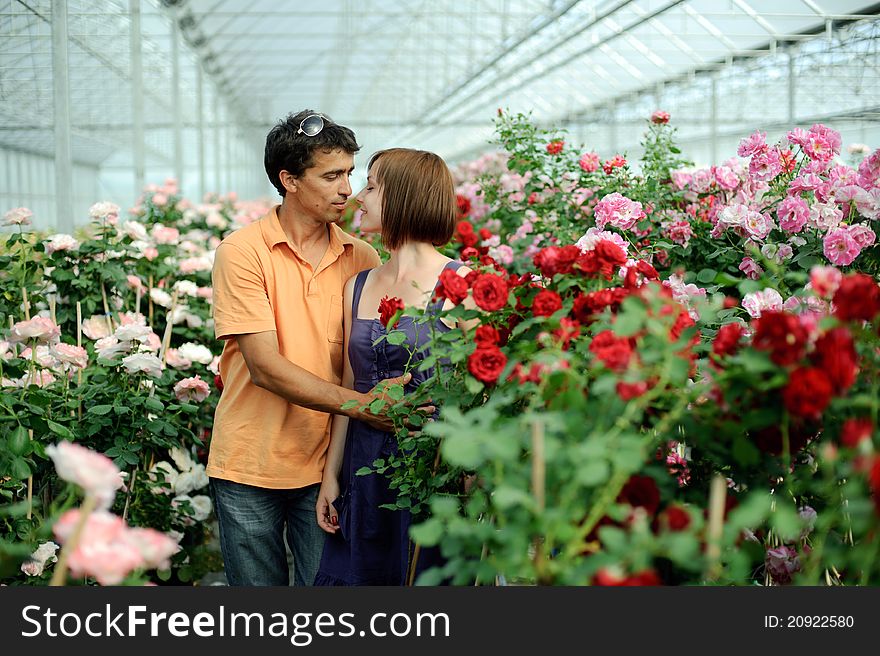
{"left": 661, "top": 505, "right": 691, "bottom": 532}
{"left": 833, "top": 273, "right": 880, "bottom": 322}
{"left": 589, "top": 330, "right": 633, "bottom": 372}
{"left": 752, "top": 311, "right": 808, "bottom": 366}
{"left": 474, "top": 325, "right": 500, "bottom": 347}
{"left": 594, "top": 240, "right": 628, "bottom": 279}
{"left": 651, "top": 110, "right": 670, "bottom": 124}
{"left": 213, "top": 374, "right": 224, "bottom": 393}
{"left": 378, "top": 295, "right": 405, "bottom": 329}
{"left": 616, "top": 380, "right": 648, "bottom": 400}
{"left": 532, "top": 289, "right": 563, "bottom": 317}
{"left": 467, "top": 346, "right": 507, "bottom": 385}
{"left": 458, "top": 232, "right": 478, "bottom": 248}
{"left": 471, "top": 273, "right": 509, "bottom": 312}
{"left": 435, "top": 269, "right": 469, "bottom": 305}
{"left": 460, "top": 246, "right": 479, "bottom": 260}
{"left": 478, "top": 228, "right": 492, "bottom": 241}
{"left": 546, "top": 140, "right": 564, "bottom": 155}
{"left": 455, "top": 194, "right": 471, "bottom": 218}
{"left": 711, "top": 323, "right": 745, "bottom": 363}
{"left": 574, "top": 250, "right": 600, "bottom": 277}
{"left": 869, "top": 456, "right": 880, "bottom": 514}
{"left": 456, "top": 220, "right": 474, "bottom": 236}
{"left": 782, "top": 367, "right": 833, "bottom": 419}
{"left": 635, "top": 260, "right": 659, "bottom": 280}
{"left": 839, "top": 418, "right": 873, "bottom": 448}
{"left": 618, "top": 474, "right": 661, "bottom": 516}
{"left": 811, "top": 327, "right": 858, "bottom": 394}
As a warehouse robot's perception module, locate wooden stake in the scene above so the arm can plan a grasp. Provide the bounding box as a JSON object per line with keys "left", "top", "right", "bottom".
{"left": 158, "top": 291, "right": 179, "bottom": 365}
{"left": 76, "top": 302, "right": 82, "bottom": 420}
{"left": 705, "top": 473, "right": 727, "bottom": 581}
{"left": 49, "top": 495, "right": 97, "bottom": 586}
{"left": 135, "top": 284, "right": 142, "bottom": 317}
{"left": 21, "top": 287, "right": 31, "bottom": 321}
{"left": 49, "top": 295, "right": 56, "bottom": 324}
{"left": 148, "top": 275, "right": 154, "bottom": 326}
{"left": 100, "top": 283, "right": 114, "bottom": 334}
{"left": 122, "top": 469, "right": 138, "bottom": 522}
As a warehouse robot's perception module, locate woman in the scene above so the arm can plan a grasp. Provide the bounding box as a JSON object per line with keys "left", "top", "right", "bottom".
{"left": 313, "top": 148, "right": 475, "bottom": 585}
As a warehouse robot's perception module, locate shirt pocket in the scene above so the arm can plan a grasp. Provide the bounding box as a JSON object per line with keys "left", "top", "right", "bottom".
{"left": 328, "top": 295, "right": 344, "bottom": 344}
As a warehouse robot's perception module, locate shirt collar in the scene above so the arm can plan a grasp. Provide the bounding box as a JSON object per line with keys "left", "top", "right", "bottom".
{"left": 261, "top": 204, "right": 356, "bottom": 256}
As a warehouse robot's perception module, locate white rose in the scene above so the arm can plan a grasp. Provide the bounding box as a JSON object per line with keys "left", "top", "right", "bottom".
{"left": 177, "top": 342, "right": 214, "bottom": 365}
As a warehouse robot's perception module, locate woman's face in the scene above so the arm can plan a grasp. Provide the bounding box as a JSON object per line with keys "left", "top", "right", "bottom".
{"left": 355, "top": 171, "right": 383, "bottom": 234}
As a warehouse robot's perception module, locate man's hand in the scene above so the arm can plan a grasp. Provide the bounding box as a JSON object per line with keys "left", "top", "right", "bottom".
{"left": 355, "top": 372, "right": 435, "bottom": 432}
{"left": 316, "top": 477, "right": 341, "bottom": 534}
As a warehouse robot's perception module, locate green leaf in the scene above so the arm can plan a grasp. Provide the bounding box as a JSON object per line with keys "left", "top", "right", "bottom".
{"left": 575, "top": 460, "right": 609, "bottom": 486}
{"left": 386, "top": 331, "right": 407, "bottom": 346}
{"left": 46, "top": 420, "right": 74, "bottom": 440}
{"left": 121, "top": 451, "right": 139, "bottom": 466}
{"left": 10, "top": 457, "right": 31, "bottom": 479}
{"left": 732, "top": 435, "right": 760, "bottom": 467}
{"left": 409, "top": 519, "right": 444, "bottom": 546}
{"left": 493, "top": 485, "right": 532, "bottom": 510}
{"left": 465, "top": 377, "right": 484, "bottom": 395}
{"left": 7, "top": 426, "right": 29, "bottom": 456}
{"left": 442, "top": 433, "right": 482, "bottom": 469}
{"left": 386, "top": 385, "right": 405, "bottom": 402}
{"left": 369, "top": 398, "right": 386, "bottom": 415}
{"left": 87, "top": 404, "right": 114, "bottom": 416}
{"left": 696, "top": 268, "right": 717, "bottom": 284}
{"left": 144, "top": 397, "right": 164, "bottom": 413}
{"left": 613, "top": 297, "right": 647, "bottom": 337}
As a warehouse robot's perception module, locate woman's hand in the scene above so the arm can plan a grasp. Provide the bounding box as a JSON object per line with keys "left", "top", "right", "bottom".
{"left": 316, "top": 477, "right": 341, "bottom": 534}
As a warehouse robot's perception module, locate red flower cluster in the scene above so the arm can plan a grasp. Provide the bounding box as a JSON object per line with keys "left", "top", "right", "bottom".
{"left": 378, "top": 295, "right": 405, "bottom": 329}
{"left": 571, "top": 288, "right": 628, "bottom": 323}
{"left": 455, "top": 220, "right": 478, "bottom": 248}
{"left": 782, "top": 366, "right": 833, "bottom": 419}
{"left": 660, "top": 505, "right": 691, "bottom": 531}
{"left": 810, "top": 327, "right": 858, "bottom": 394}
{"left": 833, "top": 273, "right": 880, "bottom": 322}
{"left": 752, "top": 311, "right": 807, "bottom": 366}
{"left": 574, "top": 240, "right": 628, "bottom": 280}
{"left": 435, "top": 269, "right": 469, "bottom": 305}
{"left": 472, "top": 273, "right": 509, "bottom": 311}
{"left": 616, "top": 380, "right": 649, "bottom": 400}
{"left": 533, "top": 245, "right": 581, "bottom": 278}
{"left": 546, "top": 140, "right": 564, "bottom": 155}
{"left": 589, "top": 330, "right": 634, "bottom": 372}
{"left": 602, "top": 154, "right": 627, "bottom": 175}
{"left": 618, "top": 474, "right": 661, "bottom": 516}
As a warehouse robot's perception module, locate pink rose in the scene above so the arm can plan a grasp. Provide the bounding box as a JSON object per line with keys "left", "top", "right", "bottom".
{"left": 823, "top": 228, "right": 861, "bottom": 266}
{"left": 173, "top": 375, "right": 211, "bottom": 403}
{"left": 46, "top": 442, "right": 122, "bottom": 509}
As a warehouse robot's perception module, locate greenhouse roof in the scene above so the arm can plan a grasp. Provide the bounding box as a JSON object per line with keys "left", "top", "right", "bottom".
{"left": 1, "top": 0, "right": 879, "bottom": 170}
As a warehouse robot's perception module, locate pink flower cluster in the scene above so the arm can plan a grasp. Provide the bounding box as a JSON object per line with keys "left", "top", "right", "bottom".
{"left": 46, "top": 441, "right": 123, "bottom": 509}
{"left": 593, "top": 192, "right": 646, "bottom": 232}
{"left": 53, "top": 510, "right": 179, "bottom": 585}
{"left": 8, "top": 317, "right": 61, "bottom": 345}
{"left": 173, "top": 375, "right": 211, "bottom": 403}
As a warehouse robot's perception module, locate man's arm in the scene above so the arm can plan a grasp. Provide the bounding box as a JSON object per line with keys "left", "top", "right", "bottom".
{"left": 236, "top": 330, "right": 403, "bottom": 431}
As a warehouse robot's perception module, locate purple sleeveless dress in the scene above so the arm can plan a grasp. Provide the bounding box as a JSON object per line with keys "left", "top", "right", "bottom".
{"left": 313, "top": 261, "right": 462, "bottom": 586}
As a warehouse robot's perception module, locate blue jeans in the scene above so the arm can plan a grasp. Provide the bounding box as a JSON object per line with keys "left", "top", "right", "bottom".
{"left": 210, "top": 478, "right": 325, "bottom": 586}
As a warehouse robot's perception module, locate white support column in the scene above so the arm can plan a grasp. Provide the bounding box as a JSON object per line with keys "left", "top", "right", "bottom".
{"left": 787, "top": 50, "right": 796, "bottom": 125}
{"left": 172, "top": 19, "right": 183, "bottom": 187}
{"left": 710, "top": 76, "right": 718, "bottom": 166}
{"left": 229, "top": 115, "right": 235, "bottom": 193}
{"left": 130, "top": 0, "right": 145, "bottom": 197}
{"left": 213, "top": 99, "right": 222, "bottom": 194}
{"left": 51, "top": 0, "right": 73, "bottom": 232}
{"left": 197, "top": 65, "right": 205, "bottom": 200}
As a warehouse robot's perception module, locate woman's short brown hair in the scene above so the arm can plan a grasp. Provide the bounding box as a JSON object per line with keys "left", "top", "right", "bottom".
{"left": 368, "top": 148, "right": 456, "bottom": 251}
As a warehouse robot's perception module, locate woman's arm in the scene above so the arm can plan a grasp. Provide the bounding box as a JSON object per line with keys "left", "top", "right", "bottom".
{"left": 316, "top": 275, "right": 357, "bottom": 534}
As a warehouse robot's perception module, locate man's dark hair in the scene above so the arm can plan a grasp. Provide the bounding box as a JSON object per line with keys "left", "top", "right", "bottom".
{"left": 264, "top": 110, "right": 360, "bottom": 198}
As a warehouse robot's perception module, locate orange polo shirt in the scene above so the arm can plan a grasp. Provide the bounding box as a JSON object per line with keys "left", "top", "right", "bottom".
{"left": 208, "top": 206, "right": 381, "bottom": 488}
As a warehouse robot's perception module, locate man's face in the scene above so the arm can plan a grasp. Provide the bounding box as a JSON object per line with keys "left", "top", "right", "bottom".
{"left": 288, "top": 148, "right": 355, "bottom": 224}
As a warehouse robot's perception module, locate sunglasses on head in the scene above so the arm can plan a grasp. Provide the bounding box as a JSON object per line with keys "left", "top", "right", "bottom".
{"left": 296, "top": 113, "right": 327, "bottom": 137}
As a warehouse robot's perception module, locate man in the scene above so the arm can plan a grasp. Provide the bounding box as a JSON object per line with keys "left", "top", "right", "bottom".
{"left": 208, "top": 110, "right": 405, "bottom": 586}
